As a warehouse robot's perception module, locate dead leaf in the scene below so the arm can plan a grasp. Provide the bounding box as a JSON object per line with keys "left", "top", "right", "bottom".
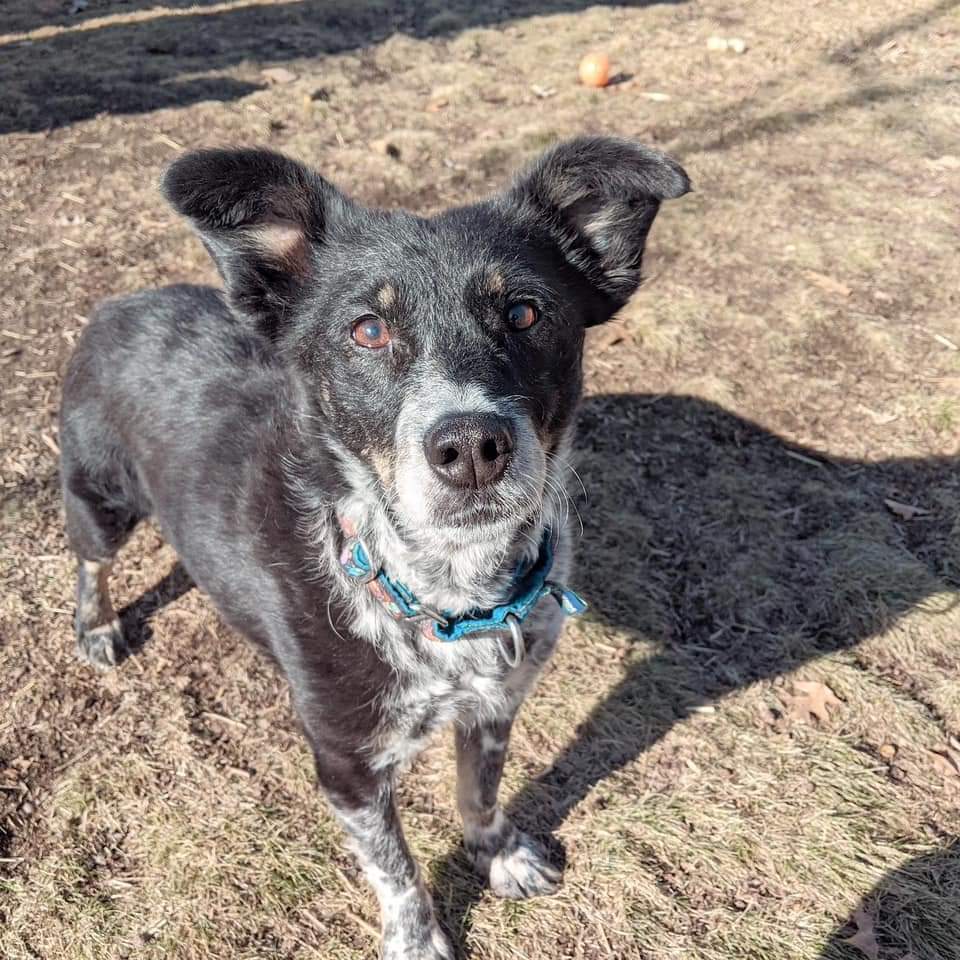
{"left": 844, "top": 907, "right": 880, "bottom": 960}
{"left": 884, "top": 498, "right": 929, "bottom": 520}
{"left": 261, "top": 67, "right": 298, "bottom": 85}
{"left": 780, "top": 679, "right": 842, "bottom": 724}
{"left": 804, "top": 270, "right": 852, "bottom": 298}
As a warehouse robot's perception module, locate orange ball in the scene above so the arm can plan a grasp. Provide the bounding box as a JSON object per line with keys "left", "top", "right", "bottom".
{"left": 578, "top": 52, "right": 610, "bottom": 88}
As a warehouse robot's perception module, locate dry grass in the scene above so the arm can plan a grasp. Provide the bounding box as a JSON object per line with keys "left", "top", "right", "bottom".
{"left": 1, "top": 0, "right": 959, "bottom": 958}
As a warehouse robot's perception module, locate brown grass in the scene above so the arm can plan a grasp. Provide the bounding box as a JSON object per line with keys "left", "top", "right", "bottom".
{"left": 1, "top": 0, "right": 959, "bottom": 958}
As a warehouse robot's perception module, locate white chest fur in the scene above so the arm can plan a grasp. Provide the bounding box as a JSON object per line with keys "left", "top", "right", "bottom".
{"left": 367, "top": 593, "right": 567, "bottom": 773}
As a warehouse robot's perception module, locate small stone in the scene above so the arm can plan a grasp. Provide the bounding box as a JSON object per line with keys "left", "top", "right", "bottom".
{"left": 707, "top": 36, "right": 747, "bottom": 53}
{"left": 879, "top": 743, "right": 897, "bottom": 761}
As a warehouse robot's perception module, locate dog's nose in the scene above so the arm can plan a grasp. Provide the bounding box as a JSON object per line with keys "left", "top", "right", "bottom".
{"left": 423, "top": 414, "right": 515, "bottom": 489}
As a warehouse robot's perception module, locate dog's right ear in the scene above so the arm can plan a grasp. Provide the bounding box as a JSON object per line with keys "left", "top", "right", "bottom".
{"left": 162, "top": 149, "right": 348, "bottom": 337}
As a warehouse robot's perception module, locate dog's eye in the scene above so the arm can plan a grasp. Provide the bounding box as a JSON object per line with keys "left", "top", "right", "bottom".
{"left": 351, "top": 316, "right": 391, "bottom": 350}
{"left": 505, "top": 302, "right": 538, "bottom": 331}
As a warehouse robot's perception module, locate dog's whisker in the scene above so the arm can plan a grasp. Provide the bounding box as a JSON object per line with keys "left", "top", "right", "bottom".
{"left": 546, "top": 450, "right": 588, "bottom": 502}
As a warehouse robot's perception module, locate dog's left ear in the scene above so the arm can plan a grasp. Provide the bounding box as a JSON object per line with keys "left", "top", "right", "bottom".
{"left": 503, "top": 137, "right": 690, "bottom": 322}
{"left": 162, "top": 148, "right": 350, "bottom": 337}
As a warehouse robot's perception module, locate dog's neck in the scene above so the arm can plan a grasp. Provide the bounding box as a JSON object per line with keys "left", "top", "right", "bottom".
{"left": 334, "top": 464, "right": 546, "bottom": 617}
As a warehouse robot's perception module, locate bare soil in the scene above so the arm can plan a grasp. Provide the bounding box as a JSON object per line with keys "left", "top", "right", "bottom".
{"left": 1, "top": 1, "right": 958, "bottom": 958}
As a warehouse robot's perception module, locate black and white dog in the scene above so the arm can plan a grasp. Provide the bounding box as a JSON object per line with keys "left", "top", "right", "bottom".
{"left": 60, "top": 138, "right": 689, "bottom": 958}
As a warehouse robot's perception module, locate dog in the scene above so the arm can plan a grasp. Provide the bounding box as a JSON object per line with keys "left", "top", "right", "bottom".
{"left": 59, "top": 137, "right": 689, "bottom": 959}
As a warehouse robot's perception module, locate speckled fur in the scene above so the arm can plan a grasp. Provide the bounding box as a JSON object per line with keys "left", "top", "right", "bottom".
{"left": 59, "top": 139, "right": 689, "bottom": 958}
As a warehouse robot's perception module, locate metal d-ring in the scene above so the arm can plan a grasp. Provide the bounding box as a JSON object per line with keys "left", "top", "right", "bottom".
{"left": 496, "top": 614, "right": 525, "bottom": 668}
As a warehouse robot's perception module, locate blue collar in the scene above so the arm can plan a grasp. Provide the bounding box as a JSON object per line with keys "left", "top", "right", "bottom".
{"left": 339, "top": 526, "right": 587, "bottom": 665}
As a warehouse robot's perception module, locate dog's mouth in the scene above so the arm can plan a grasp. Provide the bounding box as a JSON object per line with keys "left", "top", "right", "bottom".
{"left": 381, "top": 377, "right": 553, "bottom": 552}
{"left": 423, "top": 495, "right": 539, "bottom": 531}
{"left": 392, "top": 427, "right": 548, "bottom": 538}
{"left": 388, "top": 472, "right": 546, "bottom": 534}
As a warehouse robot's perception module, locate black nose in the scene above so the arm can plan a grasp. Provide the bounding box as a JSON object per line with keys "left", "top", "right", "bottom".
{"left": 423, "top": 414, "right": 515, "bottom": 489}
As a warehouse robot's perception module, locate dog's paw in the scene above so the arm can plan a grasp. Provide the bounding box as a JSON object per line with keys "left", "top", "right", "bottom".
{"left": 487, "top": 831, "right": 562, "bottom": 900}
{"left": 76, "top": 618, "right": 127, "bottom": 670}
{"left": 381, "top": 920, "right": 453, "bottom": 960}
{"left": 380, "top": 882, "right": 454, "bottom": 960}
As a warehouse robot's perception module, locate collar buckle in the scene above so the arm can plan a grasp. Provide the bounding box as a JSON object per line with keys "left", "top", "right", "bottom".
{"left": 342, "top": 535, "right": 379, "bottom": 584}
{"left": 403, "top": 601, "right": 450, "bottom": 629}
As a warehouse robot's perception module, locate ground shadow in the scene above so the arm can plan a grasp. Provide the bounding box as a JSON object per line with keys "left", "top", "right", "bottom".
{"left": 117, "top": 561, "right": 193, "bottom": 658}
{"left": 434, "top": 392, "right": 959, "bottom": 955}
{"left": 676, "top": 74, "right": 955, "bottom": 155}
{"left": 827, "top": 0, "right": 960, "bottom": 64}
{"left": 0, "top": 0, "right": 682, "bottom": 134}
{"left": 2, "top": 0, "right": 231, "bottom": 36}
{"left": 820, "top": 840, "right": 959, "bottom": 959}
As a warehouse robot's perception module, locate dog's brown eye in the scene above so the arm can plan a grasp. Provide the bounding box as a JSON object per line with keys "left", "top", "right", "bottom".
{"left": 351, "top": 316, "right": 391, "bottom": 350}
{"left": 506, "top": 302, "right": 538, "bottom": 331}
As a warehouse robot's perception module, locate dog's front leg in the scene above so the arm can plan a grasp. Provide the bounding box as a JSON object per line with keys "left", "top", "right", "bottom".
{"left": 455, "top": 713, "right": 561, "bottom": 899}
{"left": 317, "top": 755, "right": 452, "bottom": 960}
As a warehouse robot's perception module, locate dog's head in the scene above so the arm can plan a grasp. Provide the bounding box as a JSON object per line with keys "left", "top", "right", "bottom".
{"left": 162, "top": 139, "right": 688, "bottom": 596}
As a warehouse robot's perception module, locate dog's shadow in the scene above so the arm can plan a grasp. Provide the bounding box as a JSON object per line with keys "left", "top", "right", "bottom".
{"left": 819, "top": 840, "right": 960, "bottom": 959}
{"left": 117, "top": 562, "right": 194, "bottom": 658}
{"left": 110, "top": 392, "right": 958, "bottom": 954}
{"left": 433, "top": 392, "right": 959, "bottom": 955}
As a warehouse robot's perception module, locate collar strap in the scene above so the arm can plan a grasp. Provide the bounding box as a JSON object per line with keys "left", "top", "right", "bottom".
{"left": 338, "top": 520, "right": 587, "bottom": 663}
